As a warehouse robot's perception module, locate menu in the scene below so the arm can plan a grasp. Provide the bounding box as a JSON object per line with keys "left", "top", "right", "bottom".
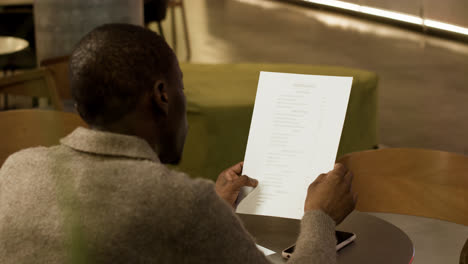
{"left": 236, "top": 71, "right": 352, "bottom": 219}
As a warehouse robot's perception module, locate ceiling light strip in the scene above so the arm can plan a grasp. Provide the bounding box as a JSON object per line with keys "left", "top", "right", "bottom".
{"left": 303, "top": 0, "right": 359, "bottom": 12}
{"left": 360, "top": 6, "right": 423, "bottom": 25}
{"left": 301, "top": 0, "right": 468, "bottom": 36}
{"left": 423, "top": 19, "right": 468, "bottom": 35}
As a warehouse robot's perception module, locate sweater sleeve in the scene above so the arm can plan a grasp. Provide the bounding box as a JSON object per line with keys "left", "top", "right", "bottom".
{"left": 180, "top": 179, "right": 272, "bottom": 264}
{"left": 288, "top": 210, "right": 337, "bottom": 264}
{"left": 180, "top": 179, "right": 337, "bottom": 264}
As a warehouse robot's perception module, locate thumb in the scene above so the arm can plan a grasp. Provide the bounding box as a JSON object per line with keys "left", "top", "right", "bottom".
{"left": 235, "top": 175, "right": 258, "bottom": 189}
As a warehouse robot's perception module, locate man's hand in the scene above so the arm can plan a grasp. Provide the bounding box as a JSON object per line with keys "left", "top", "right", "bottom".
{"left": 215, "top": 162, "right": 258, "bottom": 207}
{"left": 305, "top": 163, "right": 357, "bottom": 225}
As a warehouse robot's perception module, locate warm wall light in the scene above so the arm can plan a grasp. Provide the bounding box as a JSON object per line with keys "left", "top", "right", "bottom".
{"left": 301, "top": 0, "right": 468, "bottom": 36}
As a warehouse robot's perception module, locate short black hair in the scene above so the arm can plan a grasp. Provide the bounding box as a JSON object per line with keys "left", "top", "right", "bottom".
{"left": 70, "top": 23, "right": 173, "bottom": 125}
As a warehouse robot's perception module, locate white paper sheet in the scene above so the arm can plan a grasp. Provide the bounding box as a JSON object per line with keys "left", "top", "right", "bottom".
{"left": 236, "top": 71, "right": 352, "bottom": 219}
{"left": 256, "top": 244, "right": 276, "bottom": 256}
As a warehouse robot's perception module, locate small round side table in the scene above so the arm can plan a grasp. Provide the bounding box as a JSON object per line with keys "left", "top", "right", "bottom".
{"left": 0, "top": 36, "right": 29, "bottom": 109}
{"left": 238, "top": 211, "right": 414, "bottom": 264}
{"left": 0, "top": 36, "right": 29, "bottom": 56}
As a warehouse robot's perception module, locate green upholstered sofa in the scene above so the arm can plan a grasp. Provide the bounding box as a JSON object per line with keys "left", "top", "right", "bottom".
{"left": 174, "top": 63, "right": 378, "bottom": 181}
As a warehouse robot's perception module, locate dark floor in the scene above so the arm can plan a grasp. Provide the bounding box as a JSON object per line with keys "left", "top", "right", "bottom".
{"left": 159, "top": 0, "right": 468, "bottom": 155}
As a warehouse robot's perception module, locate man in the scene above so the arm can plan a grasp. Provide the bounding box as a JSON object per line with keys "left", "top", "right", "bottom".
{"left": 0, "top": 24, "right": 356, "bottom": 263}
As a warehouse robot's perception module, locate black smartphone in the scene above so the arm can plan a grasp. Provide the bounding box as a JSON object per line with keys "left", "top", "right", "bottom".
{"left": 282, "top": 231, "right": 356, "bottom": 259}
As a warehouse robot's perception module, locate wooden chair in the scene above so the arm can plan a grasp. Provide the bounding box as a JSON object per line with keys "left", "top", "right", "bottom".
{"left": 0, "top": 109, "right": 87, "bottom": 166}
{"left": 40, "top": 55, "right": 72, "bottom": 101}
{"left": 168, "top": 0, "right": 191, "bottom": 61}
{"left": 144, "top": 0, "right": 170, "bottom": 38}
{"left": 144, "top": 0, "right": 190, "bottom": 60}
{"left": 0, "top": 67, "right": 64, "bottom": 110}
{"left": 462, "top": 238, "right": 468, "bottom": 264}
{"left": 338, "top": 148, "right": 468, "bottom": 226}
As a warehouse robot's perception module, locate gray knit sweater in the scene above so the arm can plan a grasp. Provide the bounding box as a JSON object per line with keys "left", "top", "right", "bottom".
{"left": 0, "top": 127, "right": 336, "bottom": 263}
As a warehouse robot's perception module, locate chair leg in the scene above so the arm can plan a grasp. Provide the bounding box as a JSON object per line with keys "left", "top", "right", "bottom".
{"left": 32, "top": 97, "right": 39, "bottom": 108}
{"left": 3, "top": 94, "right": 8, "bottom": 110}
{"left": 2, "top": 68, "right": 14, "bottom": 110}
{"left": 157, "top": 21, "right": 165, "bottom": 40}
{"left": 180, "top": 0, "right": 191, "bottom": 61}
{"left": 1, "top": 70, "right": 5, "bottom": 110}
{"left": 171, "top": 6, "right": 177, "bottom": 53}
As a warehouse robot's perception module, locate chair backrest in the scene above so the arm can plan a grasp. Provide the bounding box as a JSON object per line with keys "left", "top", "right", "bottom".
{"left": 40, "top": 55, "right": 72, "bottom": 100}
{"left": 0, "top": 109, "right": 87, "bottom": 167}
{"left": 338, "top": 148, "right": 468, "bottom": 225}
{"left": 462, "top": 238, "right": 468, "bottom": 264}
{"left": 0, "top": 68, "right": 64, "bottom": 110}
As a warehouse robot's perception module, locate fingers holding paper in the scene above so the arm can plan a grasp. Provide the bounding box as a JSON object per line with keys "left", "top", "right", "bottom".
{"left": 304, "top": 163, "right": 356, "bottom": 225}
{"left": 216, "top": 161, "right": 259, "bottom": 207}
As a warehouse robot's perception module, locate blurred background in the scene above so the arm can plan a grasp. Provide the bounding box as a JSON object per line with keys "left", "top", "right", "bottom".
{"left": 2, "top": 0, "right": 467, "bottom": 155}
{"left": 158, "top": 0, "right": 468, "bottom": 155}
{"left": 0, "top": 1, "right": 467, "bottom": 264}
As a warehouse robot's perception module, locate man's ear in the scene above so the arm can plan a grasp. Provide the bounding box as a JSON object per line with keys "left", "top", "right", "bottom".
{"left": 152, "top": 80, "right": 169, "bottom": 116}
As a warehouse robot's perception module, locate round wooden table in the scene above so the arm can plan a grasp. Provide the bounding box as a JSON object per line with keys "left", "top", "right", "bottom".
{"left": 238, "top": 211, "right": 414, "bottom": 264}
{"left": 338, "top": 148, "right": 468, "bottom": 226}
{"left": 369, "top": 212, "right": 468, "bottom": 264}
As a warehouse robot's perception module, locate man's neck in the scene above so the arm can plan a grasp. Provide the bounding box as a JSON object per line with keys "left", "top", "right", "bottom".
{"left": 90, "top": 120, "right": 161, "bottom": 156}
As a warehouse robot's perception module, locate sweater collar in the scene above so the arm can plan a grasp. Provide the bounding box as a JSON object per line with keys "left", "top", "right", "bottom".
{"left": 60, "top": 127, "right": 160, "bottom": 162}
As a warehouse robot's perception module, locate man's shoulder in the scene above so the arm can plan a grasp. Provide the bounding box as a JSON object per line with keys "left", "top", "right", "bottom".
{"left": 128, "top": 166, "right": 218, "bottom": 225}
{"left": 1, "top": 145, "right": 216, "bottom": 204}
{"left": 99, "top": 159, "right": 216, "bottom": 204}
{"left": 1, "top": 145, "right": 59, "bottom": 170}
{"left": 154, "top": 167, "right": 215, "bottom": 198}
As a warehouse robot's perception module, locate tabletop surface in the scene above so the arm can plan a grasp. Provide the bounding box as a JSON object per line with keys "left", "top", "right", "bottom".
{"left": 238, "top": 211, "right": 414, "bottom": 264}
{"left": 369, "top": 212, "right": 468, "bottom": 264}
{"left": 338, "top": 148, "right": 468, "bottom": 226}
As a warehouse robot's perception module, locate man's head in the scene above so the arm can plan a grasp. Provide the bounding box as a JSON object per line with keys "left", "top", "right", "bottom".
{"left": 70, "top": 23, "right": 187, "bottom": 164}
